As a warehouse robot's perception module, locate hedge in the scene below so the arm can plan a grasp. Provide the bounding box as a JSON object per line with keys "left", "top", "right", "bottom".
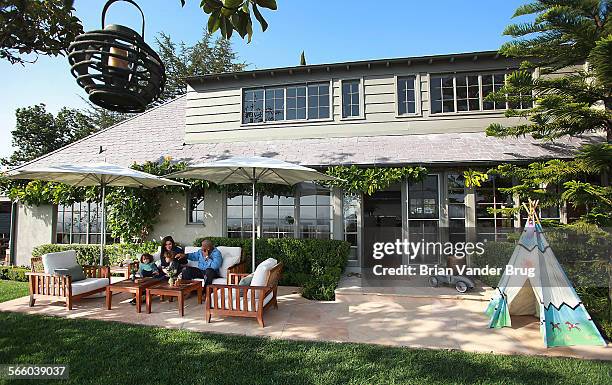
{"left": 32, "top": 242, "right": 159, "bottom": 267}
{"left": 195, "top": 237, "right": 351, "bottom": 301}
{"left": 0, "top": 266, "right": 29, "bottom": 282}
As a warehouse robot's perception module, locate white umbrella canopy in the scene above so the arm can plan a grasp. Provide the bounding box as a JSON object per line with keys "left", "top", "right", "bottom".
{"left": 165, "top": 156, "right": 339, "bottom": 271}
{"left": 7, "top": 162, "right": 188, "bottom": 264}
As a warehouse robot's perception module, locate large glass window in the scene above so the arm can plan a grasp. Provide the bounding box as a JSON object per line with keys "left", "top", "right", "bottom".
{"left": 187, "top": 192, "right": 205, "bottom": 224}
{"left": 475, "top": 176, "right": 515, "bottom": 241}
{"left": 430, "top": 75, "right": 455, "bottom": 114}
{"left": 243, "top": 83, "right": 329, "bottom": 123}
{"left": 225, "top": 185, "right": 332, "bottom": 240}
{"left": 307, "top": 83, "right": 330, "bottom": 119}
{"left": 243, "top": 89, "right": 264, "bottom": 123}
{"left": 343, "top": 193, "right": 360, "bottom": 261}
{"left": 447, "top": 173, "right": 466, "bottom": 243}
{"left": 397, "top": 76, "right": 417, "bottom": 115}
{"left": 430, "top": 72, "right": 531, "bottom": 114}
{"left": 226, "top": 191, "right": 255, "bottom": 238}
{"left": 56, "top": 202, "right": 112, "bottom": 244}
{"left": 342, "top": 79, "right": 361, "bottom": 118}
{"left": 262, "top": 194, "right": 295, "bottom": 238}
{"left": 299, "top": 186, "right": 332, "bottom": 239}
{"left": 264, "top": 88, "right": 284, "bottom": 121}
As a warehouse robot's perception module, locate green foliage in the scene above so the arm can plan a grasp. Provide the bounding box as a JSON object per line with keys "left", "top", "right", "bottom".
{"left": 0, "top": 0, "right": 83, "bottom": 65}
{"left": 323, "top": 165, "right": 427, "bottom": 195}
{"left": 0, "top": 281, "right": 29, "bottom": 302}
{"left": 32, "top": 242, "right": 159, "bottom": 266}
{"left": 194, "top": 236, "right": 350, "bottom": 300}
{"left": 1, "top": 104, "right": 98, "bottom": 167}
{"left": 154, "top": 30, "right": 246, "bottom": 106}
{"left": 0, "top": 266, "right": 29, "bottom": 282}
{"left": 187, "top": 0, "right": 277, "bottom": 42}
{"left": 463, "top": 170, "right": 489, "bottom": 188}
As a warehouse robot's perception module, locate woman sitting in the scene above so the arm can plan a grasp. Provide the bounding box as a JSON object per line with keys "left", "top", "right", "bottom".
{"left": 159, "top": 236, "right": 186, "bottom": 267}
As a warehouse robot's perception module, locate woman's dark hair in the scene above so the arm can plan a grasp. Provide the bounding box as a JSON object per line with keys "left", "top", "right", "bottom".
{"left": 160, "top": 235, "right": 175, "bottom": 255}
{"left": 140, "top": 253, "right": 154, "bottom": 264}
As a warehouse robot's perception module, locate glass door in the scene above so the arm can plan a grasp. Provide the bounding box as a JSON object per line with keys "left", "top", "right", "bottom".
{"left": 406, "top": 175, "right": 440, "bottom": 264}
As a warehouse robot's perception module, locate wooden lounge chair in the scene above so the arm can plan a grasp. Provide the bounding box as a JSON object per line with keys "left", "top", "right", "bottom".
{"left": 28, "top": 250, "right": 110, "bottom": 310}
{"left": 205, "top": 259, "right": 283, "bottom": 327}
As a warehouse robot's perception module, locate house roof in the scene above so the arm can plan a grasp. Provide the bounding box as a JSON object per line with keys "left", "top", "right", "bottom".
{"left": 186, "top": 50, "right": 507, "bottom": 84}
{"left": 11, "top": 95, "right": 599, "bottom": 172}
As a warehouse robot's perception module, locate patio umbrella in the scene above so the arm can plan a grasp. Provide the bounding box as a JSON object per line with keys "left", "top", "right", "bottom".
{"left": 7, "top": 162, "right": 188, "bottom": 265}
{"left": 165, "top": 156, "right": 339, "bottom": 271}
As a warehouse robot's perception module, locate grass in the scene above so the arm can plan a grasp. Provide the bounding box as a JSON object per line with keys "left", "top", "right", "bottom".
{"left": 0, "top": 280, "right": 28, "bottom": 303}
{"left": 0, "top": 312, "right": 610, "bottom": 385}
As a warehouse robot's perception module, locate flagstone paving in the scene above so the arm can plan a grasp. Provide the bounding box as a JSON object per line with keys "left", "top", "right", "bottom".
{"left": 1, "top": 284, "right": 610, "bottom": 361}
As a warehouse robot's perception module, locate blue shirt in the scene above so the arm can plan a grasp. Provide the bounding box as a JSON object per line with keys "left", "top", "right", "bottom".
{"left": 186, "top": 248, "right": 223, "bottom": 272}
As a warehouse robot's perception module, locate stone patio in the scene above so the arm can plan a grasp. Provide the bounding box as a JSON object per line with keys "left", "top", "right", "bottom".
{"left": 1, "top": 281, "right": 610, "bottom": 361}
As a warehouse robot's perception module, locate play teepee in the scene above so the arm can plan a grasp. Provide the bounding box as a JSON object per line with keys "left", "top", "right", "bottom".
{"left": 485, "top": 200, "right": 606, "bottom": 347}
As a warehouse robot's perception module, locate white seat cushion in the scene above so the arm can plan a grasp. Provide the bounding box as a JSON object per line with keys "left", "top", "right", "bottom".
{"left": 183, "top": 247, "right": 201, "bottom": 268}
{"left": 70, "top": 278, "right": 108, "bottom": 296}
{"left": 193, "top": 277, "right": 226, "bottom": 286}
{"left": 209, "top": 289, "right": 274, "bottom": 311}
{"left": 251, "top": 258, "right": 278, "bottom": 287}
{"left": 217, "top": 246, "right": 241, "bottom": 278}
{"left": 42, "top": 250, "right": 78, "bottom": 274}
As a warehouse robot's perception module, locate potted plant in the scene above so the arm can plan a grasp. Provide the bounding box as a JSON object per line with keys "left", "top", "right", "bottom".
{"left": 167, "top": 266, "right": 178, "bottom": 286}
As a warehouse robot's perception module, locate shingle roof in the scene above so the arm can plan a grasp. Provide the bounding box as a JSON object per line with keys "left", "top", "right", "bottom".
{"left": 12, "top": 95, "right": 600, "bottom": 171}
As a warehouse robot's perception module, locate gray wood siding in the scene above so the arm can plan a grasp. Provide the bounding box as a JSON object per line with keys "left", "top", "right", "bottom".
{"left": 185, "top": 56, "right": 523, "bottom": 143}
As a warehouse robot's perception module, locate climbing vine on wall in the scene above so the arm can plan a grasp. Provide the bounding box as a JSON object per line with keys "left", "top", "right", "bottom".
{"left": 323, "top": 165, "right": 427, "bottom": 195}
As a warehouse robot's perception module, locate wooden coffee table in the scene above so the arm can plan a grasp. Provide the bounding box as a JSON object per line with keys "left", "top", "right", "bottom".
{"left": 105, "top": 278, "right": 163, "bottom": 313}
{"left": 146, "top": 280, "right": 203, "bottom": 317}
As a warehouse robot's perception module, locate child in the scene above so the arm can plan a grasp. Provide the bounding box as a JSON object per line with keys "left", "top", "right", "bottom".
{"left": 162, "top": 250, "right": 182, "bottom": 278}
{"left": 138, "top": 253, "right": 161, "bottom": 278}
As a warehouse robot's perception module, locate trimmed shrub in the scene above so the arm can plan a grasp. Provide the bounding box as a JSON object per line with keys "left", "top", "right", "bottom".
{"left": 0, "top": 266, "right": 29, "bottom": 282}
{"left": 195, "top": 237, "right": 350, "bottom": 301}
{"left": 32, "top": 242, "right": 159, "bottom": 266}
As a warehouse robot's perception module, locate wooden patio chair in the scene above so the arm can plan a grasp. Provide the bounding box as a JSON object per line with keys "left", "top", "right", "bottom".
{"left": 205, "top": 261, "right": 283, "bottom": 327}
{"left": 28, "top": 250, "right": 110, "bottom": 310}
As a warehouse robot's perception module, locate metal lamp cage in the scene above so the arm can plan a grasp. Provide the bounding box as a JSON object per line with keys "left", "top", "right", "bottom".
{"left": 67, "top": 0, "right": 166, "bottom": 113}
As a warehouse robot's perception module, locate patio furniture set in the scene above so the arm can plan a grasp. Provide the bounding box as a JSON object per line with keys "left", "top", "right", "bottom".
{"left": 27, "top": 248, "right": 283, "bottom": 327}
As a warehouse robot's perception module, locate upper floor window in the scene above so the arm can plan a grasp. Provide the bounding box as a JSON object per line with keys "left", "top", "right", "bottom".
{"left": 430, "top": 72, "right": 531, "bottom": 114}
{"left": 397, "top": 76, "right": 417, "bottom": 115}
{"left": 342, "top": 79, "right": 361, "bottom": 118}
{"left": 243, "top": 82, "right": 330, "bottom": 124}
{"left": 188, "top": 192, "right": 205, "bottom": 224}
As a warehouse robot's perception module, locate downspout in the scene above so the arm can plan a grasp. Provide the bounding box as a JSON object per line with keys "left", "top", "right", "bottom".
{"left": 8, "top": 200, "right": 17, "bottom": 266}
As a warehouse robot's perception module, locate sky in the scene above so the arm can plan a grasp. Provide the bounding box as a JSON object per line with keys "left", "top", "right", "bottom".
{"left": 0, "top": 0, "right": 529, "bottom": 159}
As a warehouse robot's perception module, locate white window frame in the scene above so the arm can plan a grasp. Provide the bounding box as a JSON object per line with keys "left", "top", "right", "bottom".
{"left": 394, "top": 74, "right": 422, "bottom": 117}
{"left": 240, "top": 80, "right": 334, "bottom": 126}
{"left": 428, "top": 71, "right": 528, "bottom": 116}
{"left": 340, "top": 77, "right": 365, "bottom": 120}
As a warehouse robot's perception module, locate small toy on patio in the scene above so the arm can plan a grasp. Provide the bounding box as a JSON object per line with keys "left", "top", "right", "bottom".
{"left": 428, "top": 274, "right": 475, "bottom": 293}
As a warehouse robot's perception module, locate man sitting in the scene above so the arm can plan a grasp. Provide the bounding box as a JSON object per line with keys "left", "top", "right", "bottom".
{"left": 179, "top": 239, "right": 223, "bottom": 286}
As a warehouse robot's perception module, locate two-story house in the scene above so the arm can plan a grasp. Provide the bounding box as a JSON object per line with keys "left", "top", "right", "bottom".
{"left": 9, "top": 50, "right": 594, "bottom": 269}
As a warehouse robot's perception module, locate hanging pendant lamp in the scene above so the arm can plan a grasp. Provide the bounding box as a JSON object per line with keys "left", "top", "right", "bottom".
{"left": 67, "top": 0, "right": 166, "bottom": 113}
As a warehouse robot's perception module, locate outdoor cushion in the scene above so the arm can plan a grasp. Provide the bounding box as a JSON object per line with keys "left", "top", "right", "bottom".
{"left": 70, "top": 278, "right": 108, "bottom": 296}
{"left": 217, "top": 246, "right": 241, "bottom": 278}
{"left": 193, "top": 277, "right": 226, "bottom": 286}
{"left": 54, "top": 265, "right": 86, "bottom": 282}
{"left": 184, "top": 246, "right": 201, "bottom": 268}
{"left": 239, "top": 274, "right": 253, "bottom": 286}
{"left": 209, "top": 288, "right": 274, "bottom": 311}
{"left": 42, "top": 250, "right": 78, "bottom": 274}
{"left": 251, "top": 258, "right": 278, "bottom": 287}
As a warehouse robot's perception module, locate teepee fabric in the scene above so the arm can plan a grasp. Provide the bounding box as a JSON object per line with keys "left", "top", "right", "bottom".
{"left": 486, "top": 222, "right": 605, "bottom": 347}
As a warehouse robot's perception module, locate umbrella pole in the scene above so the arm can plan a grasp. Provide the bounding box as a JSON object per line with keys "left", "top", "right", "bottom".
{"left": 100, "top": 183, "right": 106, "bottom": 266}
{"left": 251, "top": 180, "right": 256, "bottom": 272}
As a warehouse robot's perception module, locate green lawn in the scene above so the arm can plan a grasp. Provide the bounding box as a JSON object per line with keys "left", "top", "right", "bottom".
{"left": 0, "top": 313, "right": 610, "bottom": 385}
{"left": 0, "top": 280, "right": 28, "bottom": 303}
